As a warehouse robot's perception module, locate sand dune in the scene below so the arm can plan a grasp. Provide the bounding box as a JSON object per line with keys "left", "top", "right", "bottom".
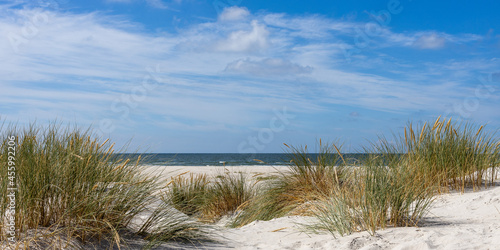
{"left": 143, "top": 166, "right": 500, "bottom": 250}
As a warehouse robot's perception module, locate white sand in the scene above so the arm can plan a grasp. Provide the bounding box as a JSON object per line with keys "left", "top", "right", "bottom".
{"left": 211, "top": 186, "right": 500, "bottom": 250}
{"left": 141, "top": 164, "right": 289, "bottom": 179}
{"left": 6, "top": 165, "right": 498, "bottom": 249}
{"left": 142, "top": 165, "right": 500, "bottom": 250}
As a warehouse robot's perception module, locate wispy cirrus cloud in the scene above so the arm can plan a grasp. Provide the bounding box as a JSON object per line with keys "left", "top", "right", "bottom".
{"left": 224, "top": 58, "right": 313, "bottom": 77}
{"left": 1, "top": 5, "right": 499, "bottom": 151}
{"left": 259, "top": 11, "right": 484, "bottom": 54}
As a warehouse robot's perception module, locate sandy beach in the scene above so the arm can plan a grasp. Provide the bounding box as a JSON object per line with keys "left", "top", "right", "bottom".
{"left": 142, "top": 165, "right": 289, "bottom": 182}
{"left": 4, "top": 0, "right": 500, "bottom": 248}
{"left": 139, "top": 165, "right": 500, "bottom": 250}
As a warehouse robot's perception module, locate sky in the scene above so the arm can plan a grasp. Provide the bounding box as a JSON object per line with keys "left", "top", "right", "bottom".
{"left": 1, "top": 0, "right": 499, "bottom": 153}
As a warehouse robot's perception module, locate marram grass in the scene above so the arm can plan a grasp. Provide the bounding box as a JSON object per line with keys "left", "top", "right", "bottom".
{"left": 165, "top": 170, "right": 254, "bottom": 223}
{"left": 230, "top": 141, "right": 346, "bottom": 228}
{"left": 166, "top": 172, "right": 211, "bottom": 217}
{"left": 164, "top": 117, "right": 499, "bottom": 238}
{"left": 308, "top": 160, "right": 436, "bottom": 237}
{"left": 201, "top": 170, "right": 254, "bottom": 223}
{"left": 309, "top": 117, "right": 499, "bottom": 237}
{"left": 0, "top": 122, "right": 209, "bottom": 248}
{"left": 385, "top": 116, "right": 500, "bottom": 192}
{"left": 4, "top": 117, "right": 497, "bottom": 246}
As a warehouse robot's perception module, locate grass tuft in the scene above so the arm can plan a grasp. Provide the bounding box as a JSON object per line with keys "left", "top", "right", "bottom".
{"left": 165, "top": 170, "right": 254, "bottom": 223}
{"left": 308, "top": 117, "right": 499, "bottom": 237}
{"left": 201, "top": 170, "right": 254, "bottom": 223}
{"left": 230, "top": 141, "right": 346, "bottom": 227}
{"left": 383, "top": 117, "right": 500, "bottom": 192}
{"left": 309, "top": 161, "right": 436, "bottom": 237}
{"left": 167, "top": 173, "right": 211, "bottom": 217}
{"left": 0, "top": 121, "right": 210, "bottom": 248}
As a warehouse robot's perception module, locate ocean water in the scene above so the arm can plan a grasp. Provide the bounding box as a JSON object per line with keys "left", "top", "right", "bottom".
{"left": 116, "top": 153, "right": 368, "bottom": 166}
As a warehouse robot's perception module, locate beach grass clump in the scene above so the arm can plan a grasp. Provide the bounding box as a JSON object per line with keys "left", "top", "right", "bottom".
{"left": 167, "top": 173, "right": 211, "bottom": 217}
{"left": 230, "top": 142, "right": 346, "bottom": 227}
{"left": 201, "top": 171, "right": 254, "bottom": 222}
{"left": 309, "top": 160, "right": 436, "bottom": 237}
{"left": 392, "top": 116, "right": 499, "bottom": 192}
{"left": 0, "top": 122, "right": 208, "bottom": 248}
{"left": 165, "top": 171, "right": 254, "bottom": 223}
{"left": 309, "top": 116, "right": 500, "bottom": 237}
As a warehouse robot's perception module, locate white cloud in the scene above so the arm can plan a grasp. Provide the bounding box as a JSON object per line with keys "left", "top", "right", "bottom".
{"left": 1, "top": 4, "right": 497, "bottom": 144}
{"left": 146, "top": 0, "right": 168, "bottom": 9}
{"left": 219, "top": 6, "right": 250, "bottom": 21}
{"left": 0, "top": 8, "right": 314, "bottom": 132}
{"left": 263, "top": 13, "right": 355, "bottom": 39}
{"left": 215, "top": 20, "right": 269, "bottom": 52}
{"left": 224, "top": 58, "right": 312, "bottom": 77}
{"left": 0, "top": 9, "right": 175, "bottom": 82}
{"left": 308, "top": 67, "right": 467, "bottom": 113}
{"left": 258, "top": 12, "right": 481, "bottom": 54}
{"left": 412, "top": 33, "right": 446, "bottom": 49}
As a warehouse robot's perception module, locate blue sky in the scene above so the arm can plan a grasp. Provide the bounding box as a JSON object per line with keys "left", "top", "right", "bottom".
{"left": 1, "top": 0, "right": 499, "bottom": 153}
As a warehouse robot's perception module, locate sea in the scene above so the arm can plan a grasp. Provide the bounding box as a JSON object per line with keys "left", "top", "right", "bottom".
{"left": 116, "top": 153, "right": 368, "bottom": 166}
